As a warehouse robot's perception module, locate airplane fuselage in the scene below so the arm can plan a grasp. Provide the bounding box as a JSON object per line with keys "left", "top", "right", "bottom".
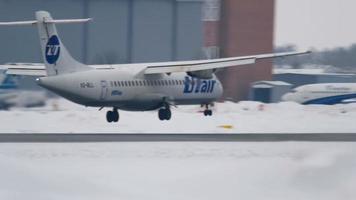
{"left": 37, "top": 66, "right": 223, "bottom": 111}
{"left": 282, "top": 83, "right": 356, "bottom": 105}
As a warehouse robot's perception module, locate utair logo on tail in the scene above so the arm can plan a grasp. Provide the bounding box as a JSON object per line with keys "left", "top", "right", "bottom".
{"left": 183, "top": 76, "right": 216, "bottom": 94}
{"left": 45, "top": 35, "right": 60, "bottom": 64}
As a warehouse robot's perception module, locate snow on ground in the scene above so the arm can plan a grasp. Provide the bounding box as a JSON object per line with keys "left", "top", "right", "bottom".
{"left": 0, "top": 142, "right": 355, "bottom": 200}
{"left": 1, "top": 98, "right": 356, "bottom": 133}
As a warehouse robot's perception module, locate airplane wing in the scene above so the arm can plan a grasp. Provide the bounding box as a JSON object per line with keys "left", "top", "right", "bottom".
{"left": 144, "top": 51, "right": 311, "bottom": 75}
{"left": 0, "top": 50, "right": 310, "bottom": 76}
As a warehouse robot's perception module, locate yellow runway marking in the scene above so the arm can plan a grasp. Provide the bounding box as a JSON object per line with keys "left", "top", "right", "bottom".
{"left": 218, "top": 125, "right": 234, "bottom": 129}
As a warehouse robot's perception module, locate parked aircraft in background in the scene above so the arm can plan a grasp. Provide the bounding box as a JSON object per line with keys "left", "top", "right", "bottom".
{"left": 0, "top": 11, "right": 310, "bottom": 122}
{"left": 282, "top": 83, "right": 356, "bottom": 105}
{"left": 0, "top": 71, "right": 46, "bottom": 109}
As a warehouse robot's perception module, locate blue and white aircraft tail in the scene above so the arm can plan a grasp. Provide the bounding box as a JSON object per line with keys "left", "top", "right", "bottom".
{"left": 0, "top": 72, "right": 17, "bottom": 89}
{"left": 0, "top": 11, "right": 310, "bottom": 122}
{"left": 35, "top": 11, "right": 91, "bottom": 75}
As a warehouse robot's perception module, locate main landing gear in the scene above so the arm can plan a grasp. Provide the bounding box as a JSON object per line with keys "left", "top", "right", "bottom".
{"left": 203, "top": 104, "right": 213, "bottom": 116}
{"left": 158, "top": 103, "right": 172, "bottom": 121}
{"left": 106, "top": 107, "right": 119, "bottom": 123}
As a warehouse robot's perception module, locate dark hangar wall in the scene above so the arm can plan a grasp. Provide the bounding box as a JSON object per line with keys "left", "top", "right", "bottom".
{"left": 0, "top": 0, "right": 204, "bottom": 65}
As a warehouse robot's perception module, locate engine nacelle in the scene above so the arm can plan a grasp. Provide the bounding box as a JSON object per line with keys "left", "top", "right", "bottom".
{"left": 187, "top": 69, "right": 215, "bottom": 79}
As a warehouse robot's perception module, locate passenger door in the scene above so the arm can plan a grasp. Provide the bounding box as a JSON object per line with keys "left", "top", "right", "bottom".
{"left": 100, "top": 80, "right": 108, "bottom": 100}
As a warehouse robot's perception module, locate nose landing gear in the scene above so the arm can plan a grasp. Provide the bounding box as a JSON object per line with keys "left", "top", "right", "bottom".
{"left": 203, "top": 104, "right": 213, "bottom": 116}
{"left": 106, "top": 107, "right": 119, "bottom": 123}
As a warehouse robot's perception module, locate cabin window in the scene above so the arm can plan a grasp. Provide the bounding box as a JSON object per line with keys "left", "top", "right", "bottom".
{"left": 110, "top": 81, "right": 113, "bottom": 87}
{"left": 124, "top": 81, "right": 128, "bottom": 87}
{"left": 117, "top": 81, "right": 121, "bottom": 87}
{"left": 113, "top": 81, "right": 117, "bottom": 87}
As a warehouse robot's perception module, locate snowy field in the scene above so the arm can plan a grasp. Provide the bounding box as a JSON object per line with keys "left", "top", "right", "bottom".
{"left": 1, "top": 98, "right": 356, "bottom": 133}
{"left": 0, "top": 142, "right": 355, "bottom": 200}
{"left": 0, "top": 99, "right": 356, "bottom": 133}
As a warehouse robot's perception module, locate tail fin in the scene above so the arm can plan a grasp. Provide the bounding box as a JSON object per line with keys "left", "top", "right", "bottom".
{"left": 0, "top": 11, "right": 92, "bottom": 76}
{"left": 0, "top": 72, "right": 18, "bottom": 89}
{"left": 35, "top": 11, "right": 91, "bottom": 76}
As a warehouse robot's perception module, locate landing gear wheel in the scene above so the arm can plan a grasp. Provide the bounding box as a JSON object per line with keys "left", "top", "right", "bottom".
{"left": 203, "top": 103, "right": 213, "bottom": 117}
{"left": 106, "top": 108, "right": 119, "bottom": 123}
{"left": 158, "top": 109, "right": 165, "bottom": 121}
{"left": 208, "top": 110, "right": 212, "bottom": 116}
{"left": 113, "top": 110, "right": 119, "bottom": 122}
{"left": 204, "top": 109, "right": 213, "bottom": 116}
{"left": 158, "top": 108, "right": 172, "bottom": 121}
{"left": 165, "top": 109, "right": 172, "bottom": 120}
{"left": 106, "top": 111, "right": 114, "bottom": 123}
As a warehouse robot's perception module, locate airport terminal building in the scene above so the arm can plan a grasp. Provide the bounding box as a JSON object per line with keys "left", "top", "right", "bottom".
{"left": 0, "top": 0, "right": 275, "bottom": 101}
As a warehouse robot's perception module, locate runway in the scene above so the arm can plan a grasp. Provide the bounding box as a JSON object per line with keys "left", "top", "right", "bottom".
{"left": 0, "top": 134, "right": 355, "bottom": 143}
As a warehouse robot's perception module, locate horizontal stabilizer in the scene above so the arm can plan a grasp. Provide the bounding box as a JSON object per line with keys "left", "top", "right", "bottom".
{"left": 0, "top": 63, "right": 103, "bottom": 76}
{"left": 0, "top": 63, "right": 46, "bottom": 76}
{"left": 0, "top": 18, "right": 92, "bottom": 26}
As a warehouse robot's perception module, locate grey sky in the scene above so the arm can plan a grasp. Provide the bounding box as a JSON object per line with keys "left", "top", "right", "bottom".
{"left": 275, "top": 0, "right": 356, "bottom": 50}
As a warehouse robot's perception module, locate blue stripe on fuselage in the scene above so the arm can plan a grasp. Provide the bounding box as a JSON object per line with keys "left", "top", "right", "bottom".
{"left": 303, "top": 93, "right": 356, "bottom": 105}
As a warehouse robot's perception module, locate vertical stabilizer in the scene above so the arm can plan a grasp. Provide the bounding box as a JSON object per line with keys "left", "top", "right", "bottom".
{"left": 0, "top": 72, "right": 17, "bottom": 89}
{"left": 35, "top": 11, "right": 91, "bottom": 76}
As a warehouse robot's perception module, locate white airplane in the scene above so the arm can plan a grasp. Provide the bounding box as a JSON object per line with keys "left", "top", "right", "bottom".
{"left": 282, "top": 83, "right": 356, "bottom": 105}
{"left": 0, "top": 71, "right": 46, "bottom": 109}
{"left": 0, "top": 11, "right": 310, "bottom": 122}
